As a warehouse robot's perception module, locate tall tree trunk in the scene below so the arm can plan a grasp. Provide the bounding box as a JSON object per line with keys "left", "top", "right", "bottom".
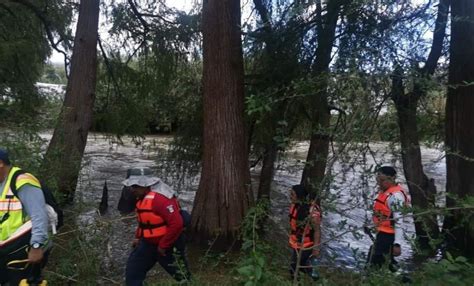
{"left": 391, "top": 0, "right": 448, "bottom": 249}
{"left": 257, "top": 140, "right": 278, "bottom": 201}
{"left": 443, "top": 0, "right": 474, "bottom": 258}
{"left": 301, "top": 0, "right": 342, "bottom": 198}
{"left": 40, "top": 0, "right": 99, "bottom": 203}
{"left": 191, "top": 0, "right": 252, "bottom": 247}
{"left": 253, "top": 0, "right": 277, "bottom": 202}
{"left": 391, "top": 68, "right": 440, "bottom": 249}
{"left": 301, "top": 99, "right": 330, "bottom": 199}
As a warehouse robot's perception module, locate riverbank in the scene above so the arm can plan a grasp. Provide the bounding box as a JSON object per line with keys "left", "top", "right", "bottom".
{"left": 39, "top": 133, "right": 451, "bottom": 284}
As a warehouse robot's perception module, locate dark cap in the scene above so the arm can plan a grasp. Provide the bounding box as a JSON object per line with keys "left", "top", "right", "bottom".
{"left": 291, "top": 184, "right": 308, "bottom": 200}
{"left": 377, "top": 166, "right": 396, "bottom": 177}
{"left": 0, "top": 149, "right": 10, "bottom": 165}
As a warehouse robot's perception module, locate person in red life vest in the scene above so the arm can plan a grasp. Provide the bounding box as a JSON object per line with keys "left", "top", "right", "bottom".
{"left": 368, "top": 166, "right": 409, "bottom": 271}
{"left": 288, "top": 184, "right": 321, "bottom": 280}
{"left": 123, "top": 168, "right": 191, "bottom": 286}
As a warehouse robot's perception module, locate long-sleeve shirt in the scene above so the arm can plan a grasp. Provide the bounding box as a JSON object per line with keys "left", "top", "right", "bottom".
{"left": 386, "top": 191, "right": 407, "bottom": 245}
{"left": 17, "top": 184, "right": 49, "bottom": 245}
{"left": 137, "top": 192, "right": 183, "bottom": 250}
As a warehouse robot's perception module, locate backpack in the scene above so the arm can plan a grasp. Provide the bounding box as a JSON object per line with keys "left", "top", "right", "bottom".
{"left": 179, "top": 209, "right": 191, "bottom": 227}
{"left": 9, "top": 169, "right": 64, "bottom": 233}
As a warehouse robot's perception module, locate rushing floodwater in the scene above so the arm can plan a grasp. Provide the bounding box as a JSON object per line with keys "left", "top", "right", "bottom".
{"left": 57, "top": 133, "right": 445, "bottom": 279}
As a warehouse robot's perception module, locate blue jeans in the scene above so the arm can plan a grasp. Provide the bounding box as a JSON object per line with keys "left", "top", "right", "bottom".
{"left": 125, "top": 235, "right": 191, "bottom": 286}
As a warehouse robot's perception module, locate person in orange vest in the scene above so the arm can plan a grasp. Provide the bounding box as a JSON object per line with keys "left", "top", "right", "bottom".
{"left": 288, "top": 184, "right": 321, "bottom": 280}
{"left": 368, "top": 166, "right": 409, "bottom": 271}
{"left": 122, "top": 168, "right": 191, "bottom": 286}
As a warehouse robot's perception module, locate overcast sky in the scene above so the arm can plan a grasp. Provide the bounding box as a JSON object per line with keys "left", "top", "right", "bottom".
{"left": 48, "top": 0, "right": 429, "bottom": 64}
{"left": 48, "top": 0, "right": 195, "bottom": 64}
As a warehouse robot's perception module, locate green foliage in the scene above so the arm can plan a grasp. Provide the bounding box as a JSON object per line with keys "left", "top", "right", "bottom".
{"left": 94, "top": 2, "right": 201, "bottom": 139}
{"left": 411, "top": 253, "right": 474, "bottom": 286}
{"left": 236, "top": 202, "right": 289, "bottom": 285}
{"left": 237, "top": 252, "right": 267, "bottom": 286}
{"left": 156, "top": 62, "right": 203, "bottom": 185}
{"left": 417, "top": 89, "right": 446, "bottom": 143}
{"left": 0, "top": 1, "right": 72, "bottom": 120}
{"left": 0, "top": 3, "right": 48, "bottom": 116}
{"left": 0, "top": 125, "right": 45, "bottom": 173}
{"left": 40, "top": 64, "right": 67, "bottom": 85}
{"left": 45, "top": 206, "right": 111, "bottom": 285}
{"left": 236, "top": 203, "right": 270, "bottom": 286}
{"left": 245, "top": 93, "right": 273, "bottom": 121}
{"left": 93, "top": 55, "right": 174, "bottom": 136}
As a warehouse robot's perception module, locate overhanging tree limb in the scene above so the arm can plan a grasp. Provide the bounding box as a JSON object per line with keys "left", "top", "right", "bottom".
{"left": 9, "top": 0, "right": 72, "bottom": 54}
{"left": 423, "top": 0, "right": 450, "bottom": 75}
{"left": 127, "top": 0, "right": 149, "bottom": 33}
{"left": 8, "top": 0, "right": 72, "bottom": 78}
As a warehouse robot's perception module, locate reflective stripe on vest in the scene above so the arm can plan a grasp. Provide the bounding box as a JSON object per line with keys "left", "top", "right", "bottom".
{"left": 288, "top": 203, "right": 318, "bottom": 249}
{"left": 372, "top": 185, "right": 408, "bottom": 234}
{"left": 0, "top": 167, "right": 41, "bottom": 242}
{"left": 135, "top": 192, "right": 167, "bottom": 239}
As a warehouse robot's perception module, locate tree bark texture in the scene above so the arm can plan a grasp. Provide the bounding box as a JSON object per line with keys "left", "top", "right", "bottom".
{"left": 41, "top": 0, "right": 99, "bottom": 203}
{"left": 257, "top": 140, "right": 278, "bottom": 201}
{"left": 253, "top": 0, "right": 277, "bottom": 202}
{"left": 252, "top": 0, "right": 297, "bottom": 203}
{"left": 390, "top": 0, "right": 449, "bottom": 249}
{"left": 391, "top": 68, "right": 440, "bottom": 249}
{"left": 443, "top": 0, "right": 474, "bottom": 258}
{"left": 301, "top": 0, "right": 343, "bottom": 198}
{"left": 191, "top": 0, "right": 252, "bottom": 246}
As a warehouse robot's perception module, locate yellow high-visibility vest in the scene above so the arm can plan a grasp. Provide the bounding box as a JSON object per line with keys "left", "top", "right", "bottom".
{"left": 0, "top": 167, "right": 41, "bottom": 242}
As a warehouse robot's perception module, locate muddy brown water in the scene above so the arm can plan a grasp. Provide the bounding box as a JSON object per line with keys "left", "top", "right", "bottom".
{"left": 48, "top": 133, "right": 445, "bottom": 282}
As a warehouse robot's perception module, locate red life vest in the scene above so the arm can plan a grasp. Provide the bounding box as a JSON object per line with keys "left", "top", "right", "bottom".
{"left": 289, "top": 203, "right": 320, "bottom": 249}
{"left": 136, "top": 192, "right": 167, "bottom": 239}
{"left": 372, "top": 185, "right": 408, "bottom": 234}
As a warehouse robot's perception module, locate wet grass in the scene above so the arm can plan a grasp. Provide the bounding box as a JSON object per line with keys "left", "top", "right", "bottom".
{"left": 44, "top": 233, "right": 470, "bottom": 286}
{"left": 41, "top": 194, "right": 474, "bottom": 286}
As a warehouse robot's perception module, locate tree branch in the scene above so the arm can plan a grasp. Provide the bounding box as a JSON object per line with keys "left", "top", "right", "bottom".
{"left": 423, "top": 0, "right": 450, "bottom": 75}
{"left": 253, "top": 0, "right": 271, "bottom": 30}
{"left": 98, "top": 38, "right": 123, "bottom": 100}
{"left": 127, "top": 0, "right": 150, "bottom": 32}
{"left": 138, "top": 12, "right": 177, "bottom": 25}
{"left": 8, "top": 0, "right": 71, "bottom": 65}
{"left": 0, "top": 3, "right": 15, "bottom": 16}
{"left": 390, "top": 64, "right": 406, "bottom": 104}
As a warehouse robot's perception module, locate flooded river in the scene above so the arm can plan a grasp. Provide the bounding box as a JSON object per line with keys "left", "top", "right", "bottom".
{"left": 61, "top": 133, "right": 445, "bottom": 280}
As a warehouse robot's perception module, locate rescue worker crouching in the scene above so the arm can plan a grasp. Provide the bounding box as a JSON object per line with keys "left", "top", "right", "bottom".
{"left": 368, "top": 166, "right": 409, "bottom": 272}
{"left": 0, "top": 149, "right": 51, "bottom": 285}
{"left": 123, "top": 167, "right": 191, "bottom": 286}
{"left": 288, "top": 184, "right": 321, "bottom": 281}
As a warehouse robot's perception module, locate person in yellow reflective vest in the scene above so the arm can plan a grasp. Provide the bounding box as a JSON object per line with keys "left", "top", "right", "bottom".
{"left": 0, "top": 149, "right": 50, "bottom": 285}
{"left": 288, "top": 184, "right": 321, "bottom": 281}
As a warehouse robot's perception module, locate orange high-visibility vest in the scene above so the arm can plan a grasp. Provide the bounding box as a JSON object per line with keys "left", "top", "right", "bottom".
{"left": 372, "top": 185, "right": 408, "bottom": 234}
{"left": 289, "top": 203, "right": 320, "bottom": 249}
{"left": 136, "top": 192, "right": 167, "bottom": 239}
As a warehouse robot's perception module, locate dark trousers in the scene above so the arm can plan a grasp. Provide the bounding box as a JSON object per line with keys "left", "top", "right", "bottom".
{"left": 367, "top": 232, "right": 398, "bottom": 272}
{"left": 0, "top": 233, "right": 49, "bottom": 286}
{"left": 125, "top": 235, "right": 191, "bottom": 286}
{"left": 290, "top": 248, "right": 312, "bottom": 279}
